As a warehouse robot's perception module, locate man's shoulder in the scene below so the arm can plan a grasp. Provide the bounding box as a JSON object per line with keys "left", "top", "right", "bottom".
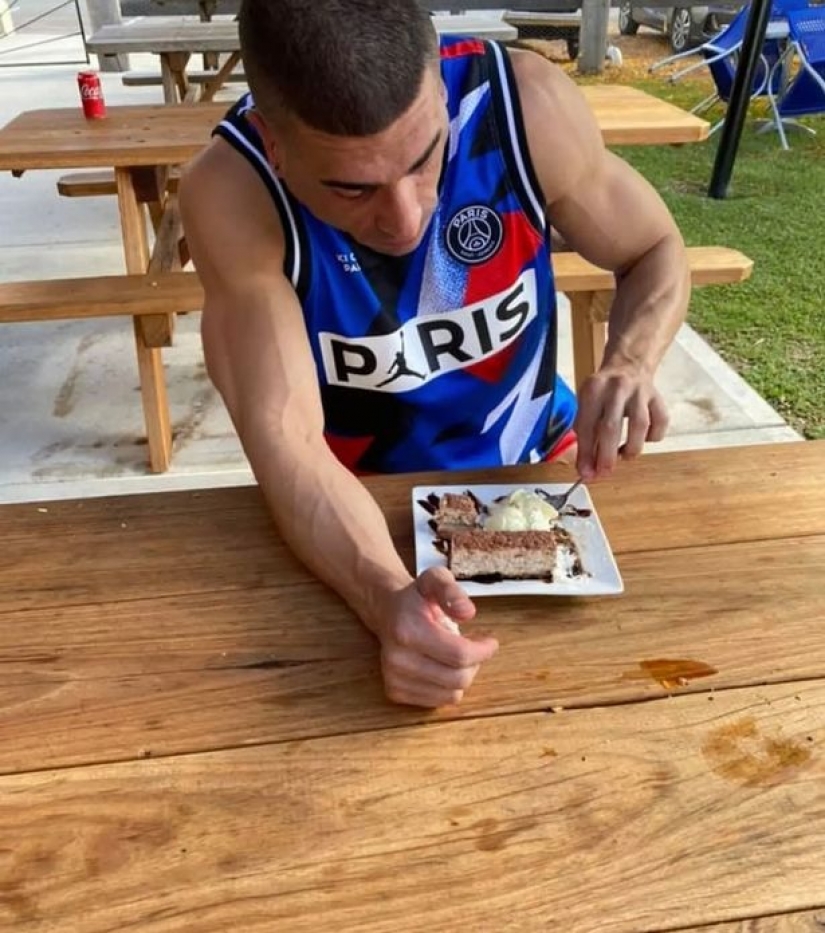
{"left": 179, "top": 137, "right": 288, "bottom": 261}
{"left": 181, "top": 136, "right": 247, "bottom": 195}
{"left": 507, "top": 47, "right": 587, "bottom": 131}
{"left": 506, "top": 48, "right": 604, "bottom": 205}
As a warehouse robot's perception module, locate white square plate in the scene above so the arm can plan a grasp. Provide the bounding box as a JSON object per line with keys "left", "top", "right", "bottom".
{"left": 412, "top": 483, "right": 623, "bottom": 597}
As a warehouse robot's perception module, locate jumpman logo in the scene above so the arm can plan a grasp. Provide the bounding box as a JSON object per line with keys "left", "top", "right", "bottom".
{"left": 376, "top": 331, "right": 426, "bottom": 387}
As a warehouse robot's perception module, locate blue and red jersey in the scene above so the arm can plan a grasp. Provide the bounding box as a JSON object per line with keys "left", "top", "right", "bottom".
{"left": 214, "top": 35, "right": 576, "bottom": 473}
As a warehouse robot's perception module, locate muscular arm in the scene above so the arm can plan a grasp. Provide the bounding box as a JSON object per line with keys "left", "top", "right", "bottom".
{"left": 180, "top": 140, "right": 413, "bottom": 630}
{"left": 179, "top": 140, "right": 496, "bottom": 706}
{"left": 510, "top": 50, "right": 691, "bottom": 476}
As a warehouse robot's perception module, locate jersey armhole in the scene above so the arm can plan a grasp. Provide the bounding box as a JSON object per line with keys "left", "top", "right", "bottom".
{"left": 485, "top": 42, "right": 546, "bottom": 236}
{"left": 213, "top": 119, "right": 311, "bottom": 297}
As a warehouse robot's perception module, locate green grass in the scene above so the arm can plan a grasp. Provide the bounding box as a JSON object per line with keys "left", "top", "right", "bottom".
{"left": 607, "top": 78, "right": 825, "bottom": 439}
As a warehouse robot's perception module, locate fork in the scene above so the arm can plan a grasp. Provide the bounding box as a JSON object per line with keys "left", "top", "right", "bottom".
{"left": 537, "top": 478, "right": 584, "bottom": 512}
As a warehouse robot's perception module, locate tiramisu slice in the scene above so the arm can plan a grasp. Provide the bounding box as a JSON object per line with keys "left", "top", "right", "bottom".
{"left": 433, "top": 492, "right": 481, "bottom": 538}
{"left": 448, "top": 527, "right": 582, "bottom": 582}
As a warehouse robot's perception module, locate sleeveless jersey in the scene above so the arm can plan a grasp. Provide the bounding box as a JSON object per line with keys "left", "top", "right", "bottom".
{"left": 214, "top": 36, "right": 576, "bottom": 474}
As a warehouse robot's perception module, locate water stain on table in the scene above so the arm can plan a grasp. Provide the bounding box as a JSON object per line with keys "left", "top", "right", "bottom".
{"left": 472, "top": 817, "right": 539, "bottom": 852}
{"left": 702, "top": 716, "right": 813, "bottom": 787}
{"left": 624, "top": 658, "right": 718, "bottom": 691}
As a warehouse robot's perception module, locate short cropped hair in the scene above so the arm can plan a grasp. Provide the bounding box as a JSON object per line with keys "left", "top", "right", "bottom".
{"left": 239, "top": 0, "right": 439, "bottom": 136}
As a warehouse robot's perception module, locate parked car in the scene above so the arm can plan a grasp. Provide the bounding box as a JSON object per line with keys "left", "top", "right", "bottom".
{"left": 618, "top": 1, "right": 744, "bottom": 52}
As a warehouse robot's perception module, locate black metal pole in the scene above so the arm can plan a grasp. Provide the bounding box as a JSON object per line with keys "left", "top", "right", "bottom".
{"left": 708, "top": 0, "right": 773, "bottom": 199}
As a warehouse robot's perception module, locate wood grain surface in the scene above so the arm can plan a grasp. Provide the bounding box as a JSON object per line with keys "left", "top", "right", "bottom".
{"left": 1, "top": 535, "right": 824, "bottom": 774}
{"left": 0, "top": 681, "right": 822, "bottom": 932}
{"left": 0, "top": 86, "right": 706, "bottom": 174}
{"left": 2, "top": 443, "right": 822, "bottom": 612}
{"left": 1, "top": 442, "right": 824, "bottom": 931}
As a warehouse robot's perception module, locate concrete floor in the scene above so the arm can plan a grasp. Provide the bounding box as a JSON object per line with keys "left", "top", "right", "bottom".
{"left": 0, "top": 22, "right": 801, "bottom": 504}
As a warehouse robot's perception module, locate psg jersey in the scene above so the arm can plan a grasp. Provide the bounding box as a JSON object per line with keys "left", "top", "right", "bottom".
{"left": 214, "top": 35, "right": 577, "bottom": 474}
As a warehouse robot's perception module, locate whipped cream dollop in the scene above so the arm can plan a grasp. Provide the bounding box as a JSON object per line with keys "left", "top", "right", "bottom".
{"left": 483, "top": 488, "right": 559, "bottom": 531}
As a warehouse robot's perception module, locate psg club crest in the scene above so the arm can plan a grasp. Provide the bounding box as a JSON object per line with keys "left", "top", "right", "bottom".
{"left": 445, "top": 204, "right": 504, "bottom": 265}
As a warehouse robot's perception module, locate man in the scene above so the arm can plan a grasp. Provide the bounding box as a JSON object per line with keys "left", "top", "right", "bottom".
{"left": 179, "top": 0, "right": 690, "bottom": 709}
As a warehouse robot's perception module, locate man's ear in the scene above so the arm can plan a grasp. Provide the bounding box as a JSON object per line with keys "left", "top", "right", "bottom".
{"left": 247, "top": 109, "right": 282, "bottom": 172}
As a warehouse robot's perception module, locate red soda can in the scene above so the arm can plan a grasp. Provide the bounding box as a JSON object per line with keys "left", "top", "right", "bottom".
{"left": 77, "top": 71, "right": 107, "bottom": 119}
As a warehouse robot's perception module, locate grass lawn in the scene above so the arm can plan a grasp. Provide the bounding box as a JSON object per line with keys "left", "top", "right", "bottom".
{"left": 583, "top": 71, "right": 825, "bottom": 439}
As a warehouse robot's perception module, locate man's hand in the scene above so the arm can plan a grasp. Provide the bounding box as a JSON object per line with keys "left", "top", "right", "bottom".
{"left": 575, "top": 362, "right": 669, "bottom": 480}
{"left": 376, "top": 567, "right": 499, "bottom": 708}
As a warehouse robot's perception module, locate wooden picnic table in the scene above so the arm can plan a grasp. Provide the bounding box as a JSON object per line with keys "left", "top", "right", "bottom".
{"left": 0, "top": 87, "right": 708, "bottom": 473}
{"left": 86, "top": 16, "right": 520, "bottom": 103}
{"left": 1, "top": 440, "right": 824, "bottom": 930}
{"left": 0, "top": 86, "right": 710, "bottom": 177}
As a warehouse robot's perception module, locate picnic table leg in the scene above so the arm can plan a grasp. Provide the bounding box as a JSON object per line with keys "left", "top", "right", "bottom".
{"left": 116, "top": 166, "right": 173, "bottom": 473}
{"left": 160, "top": 51, "right": 192, "bottom": 104}
{"left": 200, "top": 51, "right": 243, "bottom": 102}
{"left": 569, "top": 291, "right": 611, "bottom": 392}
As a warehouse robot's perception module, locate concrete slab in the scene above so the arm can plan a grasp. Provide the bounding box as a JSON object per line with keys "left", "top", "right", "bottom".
{"left": 0, "top": 37, "right": 801, "bottom": 505}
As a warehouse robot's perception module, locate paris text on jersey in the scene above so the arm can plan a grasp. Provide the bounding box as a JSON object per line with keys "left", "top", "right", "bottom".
{"left": 319, "top": 270, "right": 537, "bottom": 393}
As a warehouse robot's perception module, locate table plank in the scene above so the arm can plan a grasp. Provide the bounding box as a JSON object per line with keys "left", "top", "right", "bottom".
{"left": 384, "top": 441, "right": 825, "bottom": 557}
{"left": 677, "top": 910, "right": 825, "bottom": 932}
{"left": 1, "top": 443, "right": 822, "bottom": 614}
{"left": 86, "top": 16, "right": 517, "bottom": 55}
{"left": 87, "top": 21, "right": 241, "bottom": 54}
{"left": 575, "top": 83, "right": 708, "bottom": 144}
{"left": 2, "top": 536, "right": 823, "bottom": 774}
{"left": 0, "top": 489, "right": 309, "bottom": 613}
{"left": 0, "top": 680, "right": 822, "bottom": 932}
{"left": 0, "top": 84, "right": 706, "bottom": 174}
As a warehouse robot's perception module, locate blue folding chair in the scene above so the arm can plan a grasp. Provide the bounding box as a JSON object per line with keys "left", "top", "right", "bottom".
{"left": 649, "top": 2, "right": 796, "bottom": 135}
{"left": 769, "top": 6, "right": 825, "bottom": 146}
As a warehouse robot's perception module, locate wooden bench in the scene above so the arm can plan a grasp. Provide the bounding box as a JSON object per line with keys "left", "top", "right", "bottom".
{"left": 554, "top": 245, "right": 753, "bottom": 391}
{"left": 0, "top": 245, "right": 750, "bottom": 473}
{"left": 121, "top": 68, "right": 247, "bottom": 89}
{"left": 57, "top": 169, "right": 181, "bottom": 200}
{"left": 0, "top": 271, "right": 204, "bottom": 474}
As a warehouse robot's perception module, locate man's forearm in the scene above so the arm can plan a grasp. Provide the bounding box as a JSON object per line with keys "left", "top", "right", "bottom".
{"left": 242, "top": 428, "right": 413, "bottom": 637}
{"left": 602, "top": 232, "right": 691, "bottom": 375}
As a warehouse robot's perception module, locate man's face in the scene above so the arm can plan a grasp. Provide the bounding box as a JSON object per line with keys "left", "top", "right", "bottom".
{"left": 261, "top": 66, "right": 448, "bottom": 256}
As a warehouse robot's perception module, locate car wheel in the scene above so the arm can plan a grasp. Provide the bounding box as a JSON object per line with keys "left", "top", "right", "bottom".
{"left": 670, "top": 8, "right": 693, "bottom": 52}
{"left": 618, "top": 1, "right": 639, "bottom": 36}
{"left": 566, "top": 35, "right": 580, "bottom": 60}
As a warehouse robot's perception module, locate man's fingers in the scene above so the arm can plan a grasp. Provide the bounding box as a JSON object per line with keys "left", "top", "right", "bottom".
{"left": 384, "top": 672, "right": 467, "bottom": 708}
{"left": 383, "top": 647, "right": 480, "bottom": 691}
{"left": 574, "top": 379, "right": 601, "bottom": 480}
{"left": 404, "top": 621, "right": 499, "bottom": 669}
{"left": 417, "top": 566, "right": 476, "bottom": 621}
{"left": 593, "top": 384, "right": 629, "bottom": 476}
{"left": 646, "top": 390, "right": 670, "bottom": 442}
{"left": 620, "top": 392, "right": 651, "bottom": 460}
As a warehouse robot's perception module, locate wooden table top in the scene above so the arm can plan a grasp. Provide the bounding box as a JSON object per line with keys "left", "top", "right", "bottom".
{"left": 0, "top": 85, "right": 708, "bottom": 173}
{"left": 1, "top": 441, "right": 824, "bottom": 931}
{"left": 86, "top": 15, "right": 518, "bottom": 54}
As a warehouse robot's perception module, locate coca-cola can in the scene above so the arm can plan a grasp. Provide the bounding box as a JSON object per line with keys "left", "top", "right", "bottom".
{"left": 77, "top": 71, "right": 107, "bottom": 119}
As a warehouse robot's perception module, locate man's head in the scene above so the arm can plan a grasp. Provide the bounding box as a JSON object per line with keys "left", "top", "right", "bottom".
{"left": 239, "top": 0, "right": 446, "bottom": 256}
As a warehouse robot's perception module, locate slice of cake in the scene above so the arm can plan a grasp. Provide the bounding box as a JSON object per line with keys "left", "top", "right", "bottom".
{"left": 430, "top": 488, "right": 585, "bottom": 582}
{"left": 433, "top": 492, "right": 481, "bottom": 539}
{"left": 448, "top": 528, "right": 582, "bottom": 582}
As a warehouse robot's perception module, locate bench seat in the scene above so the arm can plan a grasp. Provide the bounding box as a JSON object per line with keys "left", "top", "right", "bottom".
{"left": 553, "top": 245, "right": 753, "bottom": 390}
{"left": 0, "top": 246, "right": 751, "bottom": 472}
{"left": 57, "top": 169, "right": 181, "bottom": 199}
{"left": 0, "top": 272, "right": 203, "bottom": 325}
{"left": 121, "top": 68, "right": 247, "bottom": 88}
{"left": 0, "top": 272, "right": 203, "bottom": 473}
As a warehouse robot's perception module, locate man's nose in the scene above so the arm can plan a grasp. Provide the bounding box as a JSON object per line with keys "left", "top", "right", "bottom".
{"left": 375, "top": 178, "right": 423, "bottom": 242}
